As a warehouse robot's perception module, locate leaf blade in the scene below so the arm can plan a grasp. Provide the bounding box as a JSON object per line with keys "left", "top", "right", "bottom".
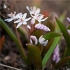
{"left": 27, "top": 44, "right": 42, "bottom": 69}
{"left": 42, "top": 36, "right": 61, "bottom": 69}
{"left": 44, "top": 32, "right": 61, "bottom": 40}
{"left": 56, "top": 18, "right": 70, "bottom": 49}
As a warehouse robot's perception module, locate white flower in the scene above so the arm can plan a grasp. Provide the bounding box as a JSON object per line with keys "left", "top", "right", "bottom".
{"left": 5, "top": 12, "right": 23, "bottom": 22}
{"left": 26, "top": 6, "right": 40, "bottom": 24}
{"left": 14, "top": 13, "right": 31, "bottom": 28}
{"left": 26, "top": 6, "right": 48, "bottom": 25}
{"left": 5, "top": 12, "right": 16, "bottom": 22}
{"left": 30, "top": 35, "right": 38, "bottom": 45}
{"left": 26, "top": 6, "right": 40, "bottom": 16}
{"left": 31, "top": 14, "right": 48, "bottom": 24}
{"left": 39, "top": 35, "right": 48, "bottom": 46}
{"left": 35, "top": 23, "right": 50, "bottom": 32}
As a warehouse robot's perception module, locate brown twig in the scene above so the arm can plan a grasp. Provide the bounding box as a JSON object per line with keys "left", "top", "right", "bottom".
{"left": 0, "top": 63, "right": 22, "bottom": 70}
{"left": 14, "top": 24, "right": 27, "bottom": 59}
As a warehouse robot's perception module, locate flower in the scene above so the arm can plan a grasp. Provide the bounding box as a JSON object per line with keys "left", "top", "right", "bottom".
{"left": 39, "top": 35, "right": 48, "bottom": 46}
{"left": 67, "top": 17, "right": 70, "bottom": 23}
{"left": 5, "top": 12, "right": 23, "bottom": 22}
{"left": 35, "top": 23, "right": 50, "bottom": 32}
{"left": 26, "top": 6, "right": 48, "bottom": 25}
{"left": 5, "top": 12, "right": 16, "bottom": 22}
{"left": 52, "top": 45, "right": 60, "bottom": 63}
{"left": 26, "top": 6, "right": 40, "bottom": 16}
{"left": 14, "top": 13, "right": 23, "bottom": 19}
{"left": 30, "top": 35, "right": 38, "bottom": 45}
{"left": 14, "top": 13, "right": 31, "bottom": 28}
{"left": 26, "top": 6, "right": 40, "bottom": 24}
{"left": 31, "top": 14, "right": 48, "bottom": 24}
{"left": 37, "top": 14, "right": 48, "bottom": 23}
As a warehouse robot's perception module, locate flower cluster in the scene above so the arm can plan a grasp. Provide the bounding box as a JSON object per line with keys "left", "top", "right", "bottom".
{"left": 52, "top": 45, "right": 60, "bottom": 63}
{"left": 30, "top": 35, "right": 48, "bottom": 46}
{"left": 5, "top": 6, "right": 50, "bottom": 46}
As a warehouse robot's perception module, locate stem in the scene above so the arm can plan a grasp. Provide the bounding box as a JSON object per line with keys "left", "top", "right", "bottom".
{"left": 0, "top": 63, "right": 21, "bottom": 70}
{"left": 14, "top": 24, "right": 27, "bottom": 59}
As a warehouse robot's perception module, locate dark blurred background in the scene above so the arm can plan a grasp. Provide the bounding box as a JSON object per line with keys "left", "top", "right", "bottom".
{"left": 0, "top": 0, "right": 70, "bottom": 24}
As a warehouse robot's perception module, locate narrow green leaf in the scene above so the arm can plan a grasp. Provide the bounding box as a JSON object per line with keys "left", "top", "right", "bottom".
{"left": 0, "top": 18, "right": 27, "bottom": 61}
{"left": 59, "top": 11, "right": 67, "bottom": 22}
{"left": 27, "top": 44, "right": 42, "bottom": 69}
{"left": 43, "top": 32, "right": 61, "bottom": 40}
{"left": 42, "top": 36, "right": 61, "bottom": 69}
{"left": 67, "top": 25, "right": 70, "bottom": 30}
{"left": 56, "top": 18, "right": 70, "bottom": 49}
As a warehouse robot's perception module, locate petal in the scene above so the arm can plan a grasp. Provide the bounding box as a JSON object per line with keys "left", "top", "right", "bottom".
{"left": 30, "top": 39, "right": 33, "bottom": 44}
{"left": 52, "top": 54, "right": 56, "bottom": 61}
{"left": 23, "top": 21, "right": 27, "bottom": 25}
{"left": 7, "top": 13, "right": 12, "bottom": 17}
{"left": 5, "top": 18, "right": 13, "bottom": 22}
{"left": 26, "top": 6, "right": 30, "bottom": 12}
{"left": 30, "top": 35, "right": 38, "bottom": 45}
{"left": 67, "top": 17, "right": 70, "bottom": 23}
{"left": 39, "top": 35, "right": 45, "bottom": 44}
{"left": 35, "top": 8, "right": 40, "bottom": 14}
{"left": 14, "top": 13, "right": 22, "bottom": 19}
{"left": 27, "top": 25, "right": 31, "bottom": 30}
{"left": 31, "top": 18, "right": 35, "bottom": 24}
{"left": 56, "top": 58, "right": 60, "bottom": 63}
{"left": 39, "top": 35, "right": 48, "bottom": 46}
{"left": 16, "top": 22, "right": 22, "bottom": 28}
{"left": 35, "top": 23, "right": 50, "bottom": 31}
{"left": 43, "top": 40, "right": 48, "bottom": 46}
{"left": 54, "top": 45, "right": 59, "bottom": 53}
{"left": 33, "top": 6, "right": 36, "bottom": 12}
{"left": 41, "top": 17, "right": 48, "bottom": 21}
{"left": 14, "top": 19, "right": 21, "bottom": 23}
{"left": 22, "top": 13, "right": 27, "bottom": 19}
{"left": 38, "top": 15, "right": 44, "bottom": 22}
{"left": 25, "top": 17, "right": 31, "bottom": 21}
{"left": 35, "top": 23, "right": 41, "bottom": 29}
{"left": 43, "top": 25, "right": 50, "bottom": 31}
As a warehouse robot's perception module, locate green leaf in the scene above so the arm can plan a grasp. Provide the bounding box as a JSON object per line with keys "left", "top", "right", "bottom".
{"left": 41, "top": 39, "right": 54, "bottom": 58}
{"left": 18, "top": 27, "right": 29, "bottom": 42}
{"left": 59, "top": 11, "right": 67, "bottom": 22}
{"left": 67, "top": 25, "right": 70, "bottom": 30}
{"left": 0, "top": 18, "right": 27, "bottom": 61}
{"left": 27, "top": 44, "right": 42, "bottom": 69}
{"left": 56, "top": 18, "right": 70, "bottom": 49}
{"left": 42, "top": 36, "right": 61, "bottom": 69}
{"left": 43, "top": 32, "right": 61, "bottom": 40}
